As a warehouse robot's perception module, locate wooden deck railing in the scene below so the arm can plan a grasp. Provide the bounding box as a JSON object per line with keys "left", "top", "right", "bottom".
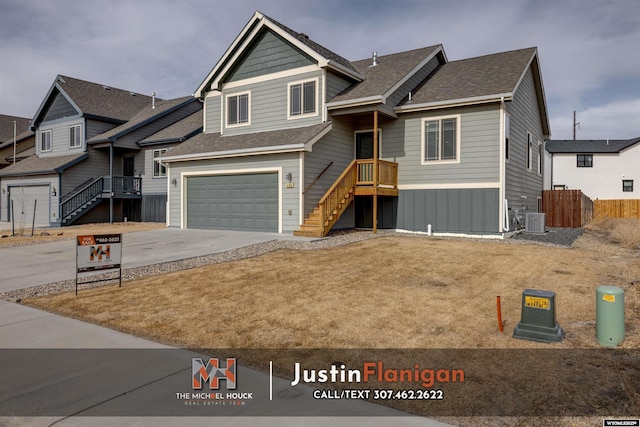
{"left": 356, "top": 159, "right": 398, "bottom": 187}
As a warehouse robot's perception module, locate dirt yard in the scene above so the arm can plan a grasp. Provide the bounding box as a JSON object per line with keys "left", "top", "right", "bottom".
{"left": 20, "top": 220, "right": 640, "bottom": 426}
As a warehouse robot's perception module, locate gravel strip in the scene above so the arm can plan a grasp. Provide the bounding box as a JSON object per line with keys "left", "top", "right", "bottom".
{"left": 0, "top": 228, "right": 583, "bottom": 303}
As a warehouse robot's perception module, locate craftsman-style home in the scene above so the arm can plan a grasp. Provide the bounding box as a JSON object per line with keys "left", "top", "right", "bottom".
{"left": 0, "top": 75, "right": 201, "bottom": 227}
{"left": 160, "top": 11, "right": 550, "bottom": 237}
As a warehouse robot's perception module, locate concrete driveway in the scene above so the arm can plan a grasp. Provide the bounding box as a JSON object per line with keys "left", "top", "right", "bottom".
{"left": 1, "top": 228, "right": 313, "bottom": 292}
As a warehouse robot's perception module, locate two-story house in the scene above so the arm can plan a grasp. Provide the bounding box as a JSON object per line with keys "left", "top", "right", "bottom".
{"left": 161, "top": 11, "right": 550, "bottom": 237}
{"left": 545, "top": 137, "right": 640, "bottom": 199}
{"left": 0, "top": 75, "right": 202, "bottom": 228}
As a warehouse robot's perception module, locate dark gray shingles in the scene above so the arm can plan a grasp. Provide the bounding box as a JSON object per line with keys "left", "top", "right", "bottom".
{"left": 405, "top": 47, "right": 537, "bottom": 105}
{"left": 545, "top": 138, "right": 640, "bottom": 153}
{"left": 0, "top": 115, "right": 31, "bottom": 143}
{"left": 163, "top": 122, "right": 331, "bottom": 159}
{"left": 0, "top": 152, "right": 87, "bottom": 176}
{"left": 57, "top": 75, "right": 156, "bottom": 122}
{"left": 139, "top": 109, "right": 203, "bottom": 145}
{"left": 329, "top": 46, "right": 442, "bottom": 103}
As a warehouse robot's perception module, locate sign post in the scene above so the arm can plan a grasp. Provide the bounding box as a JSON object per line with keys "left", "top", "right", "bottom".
{"left": 75, "top": 234, "right": 122, "bottom": 295}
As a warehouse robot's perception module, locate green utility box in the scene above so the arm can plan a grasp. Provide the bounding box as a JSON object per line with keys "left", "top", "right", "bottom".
{"left": 513, "top": 289, "right": 563, "bottom": 343}
{"left": 596, "top": 286, "right": 625, "bottom": 347}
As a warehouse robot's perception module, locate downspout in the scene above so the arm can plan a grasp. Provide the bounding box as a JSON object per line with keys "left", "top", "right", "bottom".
{"left": 500, "top": 97, "right": 509, "bottom": 232}
{"left": 109, "top": 142, "right": 114, "bottom": 224}
{"left": 372, "top": 109, "right": 379, "bottom": 234}
{"left": 58, "top": 173, "right": 62, "bottom": 225}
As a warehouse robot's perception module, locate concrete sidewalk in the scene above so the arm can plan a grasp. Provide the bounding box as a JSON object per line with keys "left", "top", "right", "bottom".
{"left": 0, "top": 300, "right": 452, "bottom": 427}
{"left": 1, "top": 228, "right": 314, "bottom": 293}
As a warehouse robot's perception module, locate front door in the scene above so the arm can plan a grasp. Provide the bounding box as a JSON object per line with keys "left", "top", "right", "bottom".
{"left": 123, "top": 156, "right": 135, "bottom": 177}
{"left": 355, "top": 132, "right": 374, "bottom": 159}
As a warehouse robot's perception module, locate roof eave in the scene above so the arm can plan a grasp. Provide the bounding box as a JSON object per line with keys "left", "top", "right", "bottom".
{"left": 326, "top": 96, "right": 384, "bottom": 110}
{"left": 395, "top": 93, "right": 513, "bottom": 113}
{"left": 162, "top": 144, "right": 306, "bottom": 163}
{"left": 380, "top": 46, "right": 444, "bottom": 101}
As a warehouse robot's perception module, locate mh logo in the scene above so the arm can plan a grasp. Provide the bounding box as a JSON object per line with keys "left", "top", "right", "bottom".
{"left": 192, "top": 357, "right": 237, "bottom": 390}
{"left": 90, "top": 245, "right": 110, "bottom": 261}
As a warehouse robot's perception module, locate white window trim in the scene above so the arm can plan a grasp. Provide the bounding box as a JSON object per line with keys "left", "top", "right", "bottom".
{"left": 40, "top": 129, "right": 52, "bottom": 152}
{"left": 153, "top": 148, "right": 168, "bottom": 178}
{"left": 287, "top": 78, "right": 319, "bottom": 120}
{"left": 420, "top": 114, "right": 461, "bottom": 165}
{"left": 527, "top": 132, "right": 533, "bottom": 171}
{"left": 69, "top": 124, "right": 82, "bottom": 148}
{"left": 225, "top": 91, "right": 251, "bottom": 128}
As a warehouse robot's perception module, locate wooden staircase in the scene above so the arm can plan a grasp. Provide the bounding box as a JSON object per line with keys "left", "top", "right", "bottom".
{"left": 295, "top": 159, "right": 398, "bottom": 237}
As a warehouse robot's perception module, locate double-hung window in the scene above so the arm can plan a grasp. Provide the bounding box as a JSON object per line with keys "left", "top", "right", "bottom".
{"left": 577, "top": 154, "right": 593, "bottom": 167}
{"left": 288, "top": 79, "right": 316, "bottom": 118}
{"left": 153, "top": 149, "right": 168, "bottom": 177}
{"left": 69, "top": 124, "right": 82, "bottom": 148}
{"left": 421, "top": 115, "right": 459, "bottom": 163}
{"left": 227, "top": 92, "right": 249, "bottom": 126}
{"left": 40, "top": 130, "right": 52, "bottom": 152}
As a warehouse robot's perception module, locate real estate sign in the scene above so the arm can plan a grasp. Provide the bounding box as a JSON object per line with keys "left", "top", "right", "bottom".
{"left": 76, "top": 234, "right": 122, "bottom": 273}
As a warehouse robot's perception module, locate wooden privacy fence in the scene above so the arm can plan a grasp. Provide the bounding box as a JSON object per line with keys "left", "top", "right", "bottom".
{"left": 542, "top": 190, "right": 594, "bottom": 228}
{"left": 594, "top": 199, "right": 640, "bottom": 220}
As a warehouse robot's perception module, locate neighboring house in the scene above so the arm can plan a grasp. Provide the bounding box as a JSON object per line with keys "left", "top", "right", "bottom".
{"left": 545, "top": 137, "right": 640, "bottom": 200}
{"left": 161, "top": 11, "right": 550, "bottom": 237}
{"left": 0, "top": 115, "right": 35, "bottom": 168}
{"left": 0, "top": 75, "right": 201, "bottom": 227}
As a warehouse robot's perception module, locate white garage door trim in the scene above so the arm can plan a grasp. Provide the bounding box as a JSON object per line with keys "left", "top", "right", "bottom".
{"left": 8, "top": 184, "right": 51, "bottom": 227}
{"left": 181, "top": 167, "right": 282, "bottom": 233}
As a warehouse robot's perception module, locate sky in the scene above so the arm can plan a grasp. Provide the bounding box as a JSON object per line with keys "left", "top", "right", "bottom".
{"left": 0, "top": 0, "right": 638, "bottom": 140}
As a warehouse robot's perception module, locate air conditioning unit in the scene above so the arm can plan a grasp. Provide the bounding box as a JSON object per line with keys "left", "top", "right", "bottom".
{"left": 525, "top": 213, "right": 546, "bottom": 233}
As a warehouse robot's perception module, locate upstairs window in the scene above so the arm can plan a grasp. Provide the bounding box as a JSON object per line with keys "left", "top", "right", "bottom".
{"left": 288, "top": 79, "right": 316, "bottom": 118}
{"left": 421, "top": 115, "right": 459, "bottom": 164}
{"left": 153, "top": 149, "right": 168, "bottom": 177}
{"left": 227, "top": 92, "right": 249, "bottom": 126}
{"left": 577, "top": 154, "right": 593, "bottom": 167}
{"left": 69, "top": 124, "right": 82, "bottom": 148}
{"left": 40, "top": 130, "right": 52, "bottom": 152}
{"left": 623, "top": 180, "right": 634, "bottom": 192}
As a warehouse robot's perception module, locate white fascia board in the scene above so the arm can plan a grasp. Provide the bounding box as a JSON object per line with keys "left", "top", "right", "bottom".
{"left": 395, "top": 93, "right": 512, "bottom": 113}
{"left": 162, "top": 144, "right": 306, "bottom": 163}
{"left": 326, "top": 96, "right": 383, "bottom": 110}
{"left": 194, "top": 12, "right": 266, "bottom": 96}
{"left": 381, "top": 47, "right": 443, "bottom": 102}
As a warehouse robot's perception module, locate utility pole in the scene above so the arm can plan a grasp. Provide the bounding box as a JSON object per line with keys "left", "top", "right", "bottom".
{"left": 573, "top": 110, "right": 580, "bottom": 140}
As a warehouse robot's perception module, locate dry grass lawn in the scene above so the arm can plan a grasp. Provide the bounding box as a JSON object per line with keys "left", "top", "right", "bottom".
{"left": 22, "top": 220, "right": 640, "bottom": 425}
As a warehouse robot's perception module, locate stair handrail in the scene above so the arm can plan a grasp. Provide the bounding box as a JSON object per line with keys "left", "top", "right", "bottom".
{"left": 60, "top": 178, "right": 94, "bottom": 203}
{"left": 317, "top": 160, "right": 358, "bottom": 234}
{"left": 61, "top": 176, "right": 104, "bottom": 221}
{"left": 303, "top": 162, "right": 333, "bottom": 195}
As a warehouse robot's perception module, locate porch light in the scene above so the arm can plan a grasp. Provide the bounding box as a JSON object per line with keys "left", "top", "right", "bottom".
{"left": 285, "top": 172, "right": 293, "bottom": 182}
{"left": 52, "top": 187, "right": 57, "bottom": 197}
{"left": 171, "top": 178, "right": 177, "bottom": 187}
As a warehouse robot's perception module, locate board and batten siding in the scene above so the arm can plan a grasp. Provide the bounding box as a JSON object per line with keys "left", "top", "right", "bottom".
{"left": 505, "top": 66, "right": 544, "bottom": 213}
{"left": 222, "top": 69, "right": 324, "bottom": 136}
{"left": 37, "top": 117, "right": 85, "bottom": 158}
{"left": 167, "top": 152, "right": 300, "bottom": 233}
{"left": 227, "top": 30, "right": 315, "bottom": 82}
{"left": 385, "top": 105, "right": 501, "bottom": 185}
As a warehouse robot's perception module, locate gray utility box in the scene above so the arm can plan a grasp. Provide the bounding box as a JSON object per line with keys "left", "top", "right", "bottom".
{"left": 513, "top": 289, "right": 563, "bottom": 343}
{"left": 525, "top": 213, "right": 546, "bottom": 233}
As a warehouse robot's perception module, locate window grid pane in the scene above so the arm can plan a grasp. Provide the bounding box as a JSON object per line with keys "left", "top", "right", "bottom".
{"left": 290, "top": 84, "right": 301, "bottom": 116}
{"left": 442, "top": 118, "right": 456, "bottom": 160}
{"left": 303, "top": 82, "right": 315, "bottom": 114}
{"left": 228, "top": 97, "right": 238, "bottom": 124}
{"left": 425, "top": 120, "right": 439, "bottom": 161}
{"left": 238, "top": 94, "right": 248, "bottom": 123}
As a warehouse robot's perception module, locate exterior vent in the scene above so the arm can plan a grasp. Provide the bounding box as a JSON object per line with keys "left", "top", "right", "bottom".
{"left": 103, "top": 85, "right": 110, "bottom": 90}
{"left": 525, "top": 213, "right": 546, "bottom": 233}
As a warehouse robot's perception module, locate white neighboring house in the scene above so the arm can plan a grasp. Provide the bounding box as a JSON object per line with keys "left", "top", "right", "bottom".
{"left": 545, "top": 137, "right": 640, "bottom": 200}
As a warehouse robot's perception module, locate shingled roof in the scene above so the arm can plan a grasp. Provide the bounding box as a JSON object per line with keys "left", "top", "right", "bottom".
{"left": 545, "top": 137, "right": 640, "bottom": 153}
{"left": 0, "top": 152, "right": 87, "bottom": 177}
{"left": 404, "top": 47, "right": 538, "bottom": 106}
{"left": 32, "top": 75, "right": 156, "bottom": 127}
{"left": 0, "top": 115, "right": 31, "bottom": 144}
{"left": 139, "top": 109, "right": 203, "bottom": 146}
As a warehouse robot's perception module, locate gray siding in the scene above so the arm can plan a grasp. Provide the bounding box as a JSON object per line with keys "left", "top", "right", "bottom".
{"left": 386, "top": 55, "right": 441, "bottom": 107}
{"left": 139, "top": 144, "right": 178, "bottom": 194}
{"left": 167, "top": 152, "right": 300, "bottom": 233}
{"left": 505, "top": 67, "right": 544, "bottom": 217}
{"left": 227, "top": 30, "right": 315, "bottom": 82}
{"left": 386, "top": 105, "right": 501, "bottom": 185}
{"left": 303, "top": 116, "right": 354, "bottom": 217}
{"left": 142, "top": 194, "right": 166, "bottom": 222}
{"left": 397, "top": 188, "right": 500, "bottom": 234}
{"left": 41, "top": 91, "right": 78, "bottom": 123}
{"left": 204, "top": 94, "right": 221, "bottom": 133}
{"left": 325, "top": 70, "right": 354, "bottom": 102}
{"left": 61, "top": 146, "right": 111, "bottom": 195}
{"left": 86, "top": 119, "right": 118, "bottom": 140}
{"left": 37, "top": 117, "right": 85, "bottom": 158}
{"left": 223, "top": 70, "right": 324, "bottom": 136}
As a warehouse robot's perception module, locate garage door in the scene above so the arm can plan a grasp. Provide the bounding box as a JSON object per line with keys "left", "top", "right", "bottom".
{"left": 9, "top": 185, "right": 50, "bottom": 227}
{"left": 186, "top": 173, "right": 278, "bottom": 232}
